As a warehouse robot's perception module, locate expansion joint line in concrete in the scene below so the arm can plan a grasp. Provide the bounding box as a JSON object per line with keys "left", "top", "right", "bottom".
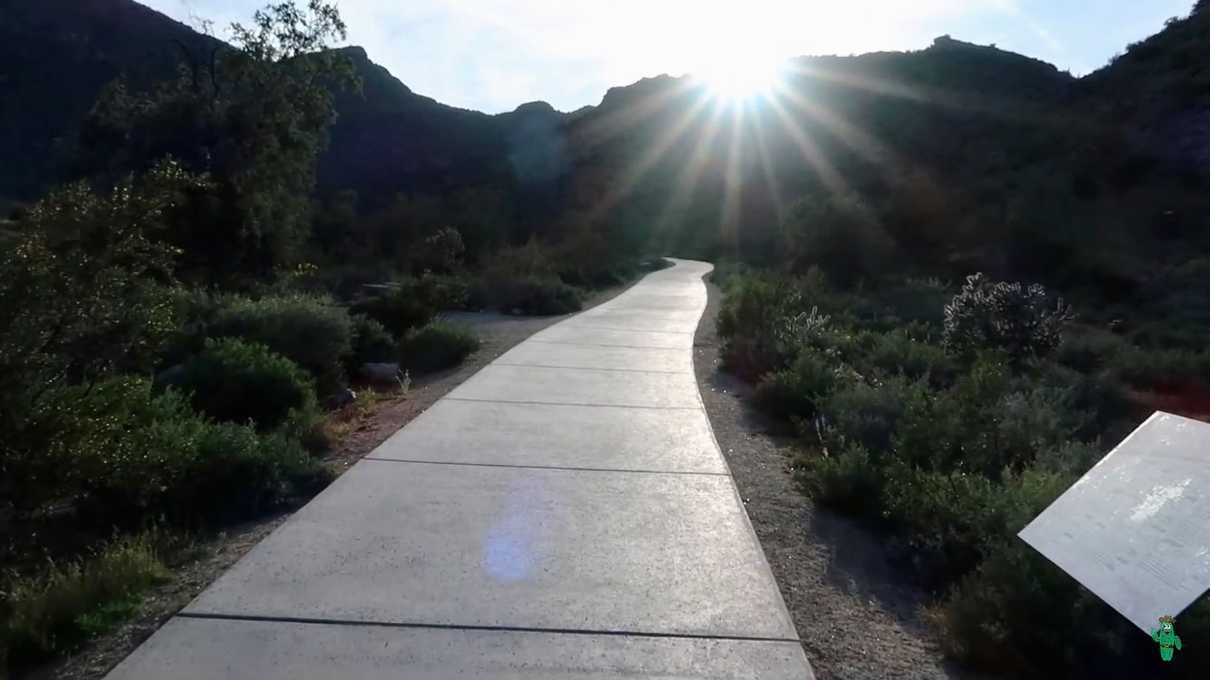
{"left": 559, "top": 324, "right": 693, "bottom": 336}
{"left": 443, "top": 397, "right": 704, "bottom": 411}
{"left": 491, "top": 362, "right": 688, "bottom": 375}
{"left": 526, "top": 340, "right": 689, "bottom": 351}
{"left": 174, "top": 612, "right": 801, "bottom": 645}
{"left": 362, "top": 457, "right": 730, "bottom": 476}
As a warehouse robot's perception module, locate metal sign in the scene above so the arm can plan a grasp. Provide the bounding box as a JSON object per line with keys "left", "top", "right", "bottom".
{"left": 1019, "top": 411, "right": 1210, "bottom": 633}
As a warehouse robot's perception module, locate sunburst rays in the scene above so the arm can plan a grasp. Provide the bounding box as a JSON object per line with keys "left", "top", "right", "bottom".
{"left": 573, "top": 59, "right": 941, "bottom": 255}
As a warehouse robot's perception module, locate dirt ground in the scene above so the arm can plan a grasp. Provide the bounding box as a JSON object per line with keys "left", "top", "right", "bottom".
{"left": 30, "top": 282, "right": 637, "bottom": 680}
{"left": 693, "top": 277, "right": 981, "bottom": 680}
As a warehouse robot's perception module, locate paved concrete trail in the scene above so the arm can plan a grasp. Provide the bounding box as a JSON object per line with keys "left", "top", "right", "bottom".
{"left": 109, "top": 259, "right": 813, "bottom": 679}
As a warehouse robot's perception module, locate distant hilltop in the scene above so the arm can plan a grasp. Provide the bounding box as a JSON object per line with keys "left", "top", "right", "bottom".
{"left": 930, "top": 34, "right": 1065, "bottom": 73}
{"left": 932, "top": 35, "right": 989, "bottom": 50}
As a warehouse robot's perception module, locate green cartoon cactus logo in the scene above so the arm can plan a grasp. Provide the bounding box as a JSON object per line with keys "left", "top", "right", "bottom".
{"left": 1151, "top": 615, "right": 1182, "bottom": 662}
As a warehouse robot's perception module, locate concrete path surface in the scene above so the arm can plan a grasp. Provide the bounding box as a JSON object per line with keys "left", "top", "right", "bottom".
{"left": 107, "top": 259, "right": 813, "bottom": 679}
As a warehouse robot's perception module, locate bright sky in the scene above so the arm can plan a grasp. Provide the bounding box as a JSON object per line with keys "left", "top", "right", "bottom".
{"left": 143, "top": 0, "right": 1197, "bottom": 113}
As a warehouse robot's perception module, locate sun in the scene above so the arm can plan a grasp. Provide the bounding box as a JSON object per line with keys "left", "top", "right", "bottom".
{"left": 695, "top": 52, "right": 786, "bottom": 102}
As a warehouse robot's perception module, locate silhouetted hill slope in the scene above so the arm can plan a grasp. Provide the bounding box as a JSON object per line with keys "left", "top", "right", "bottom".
{"left": 560, "top": 37, "right": 1084, "bottom": 260}
{"left": 322, "top": 46, "right": 514, "bottom": 207}
{"left": 0, "top": 0, "right": 221, "bottom": 199}
{"left": 1079, "top": 4, "right": 1210, "bottom": 171}
{"left": 0, "top": 1, "right": 567, "bottom": 208}
{"left": 559, "top": 21, "right": 1209, "bottom": 318}
{"left": 323, "top": 47, "right": 572, "bottom": 217}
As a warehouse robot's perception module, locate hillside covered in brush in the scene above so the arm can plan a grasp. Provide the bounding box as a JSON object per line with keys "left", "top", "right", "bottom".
{"left": 6, "top": 1, "right": 1208, "bottom": 323}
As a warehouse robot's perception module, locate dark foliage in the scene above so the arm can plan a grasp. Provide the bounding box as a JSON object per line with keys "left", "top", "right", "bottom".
{"left": 178, "top": 338, "right": 317, "bottom": 430}
{"left": 347, "top": 314, "right": 398, "bottom": 369}
{"left": 718, "top": 266, "right": 1210, "bottom": 677}
{"left": 207, "top": 293, "right": 353, "bottom": 395}
{"left": 0, "top": 163, "right": 201, "bottom": 516}
{"left": 398, "top": 321, "right": 479, "bottom": 374}
{"left": 350, "top": 274, "right": 469, "bottom": 337}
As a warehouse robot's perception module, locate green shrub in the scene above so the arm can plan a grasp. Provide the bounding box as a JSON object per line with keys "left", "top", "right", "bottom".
{"left": 353, "top": 287, "right": 437, "bottom": 337}
{"left": 717, "top": 274, "right": 792, "bottom": 341}
{"left": 0, "top": 172, "right": 193, "bottom": 516}
{"left": 409, "top": 227, "right": 465, "bottom": 274}
{"left": 708, "top": 260, "right": 753, "bottom": 290}
{"left": 1033, "top": 439, "right": 1104, "bottom": 476}
{"left": 471, "top": 275, "right": 581, "bottom": 315}
{"left": 399, "top": 322, "right": 480, "bottom": 374}
{"left": 87, "top": 416, "right": 329, "bottom": 526}
{"left": 887, "top": 384, "right": 964, "bottom": 471}
{"left": 878, "top": 277, "right": 951, "bottom": 328}
{"left": 317, "top": 262, "right": 398, "bottom": 301}
{"left": 952, "top": 351, "right": 1014, "bottom": 403}
{"left": 753, "top": 349, "right": 839, "bottom": 421}
{"left": 348, "top": 314, "right": 397, "bottom": 368}
{"left": 773, "top": 306, "right": 834, "bottom": 356}
{"left": 40, "top": 376, "right": 330, "bottom": 526}
{"left": 2, "top": 377, "right": 199, "bottom": 517}
{"left": 797, "top": 444, "right": 885, "bottom": 519}
{"left": 71, "top": 384, "right": 208, "bottom": 519}
{"left": 482, "top": 238, "right": 558, "bottom": 279}
{"left": 552, "top": 228, "right": 617, "bottom": 287}
{"left": 1110, "top": 345, "right": 1210, "bottom": 388}
{"left": 718, "top": 274, "right": 805, "bottom": 379}
{"left": 173, "top": 427, "right": 330, "bottom": 523}
{"left": 819, "top": 376, "right": 923, "bottom": 453}
{"left": 943, "top": 273, "right": 1074, "bottom": 361}
{"left": 2, "top": 533, "right": 169, "bottom": 668}
{"left": 933, "top": 540, "right": 1137, "bottom": 677}
{"left": 420, "top": 274, "right": 472, "bottom": 311}
{"left": 179, "top": 338, "right": 316, "bottom": 431}
{"left": 158, "top": 287, "right": 229, "bottom": 366}
{"left": 208, "top": 294, "right": 353, "bottom": 395}
{"left": 466, "top": 239, "right": 574, "bottom": 314}
{"left": 881, "top": 465, "right": 1013, "bottom": 586}
{"left": 352, "top": 275, "right": 470, "bottom": 336}
{"left": 991, "top": 384, "right": 1088, "bottom": 472}
{"left": 908, "top": 461, "right": 1096, "bottom": 673}
{"left": 893, "top": 364, "right": 1087, "bottom": 478}
{"left": 1056, "top": 328, "right": 1128, "bottom": 373}
{"left": 781, "top": 191, "right": 895, "bottom": 285}
{"left": 867, "top": 330, "right": 955, "bottom": 385}
{"left": 279, "top": 407, "right": 334, "bottom": 455}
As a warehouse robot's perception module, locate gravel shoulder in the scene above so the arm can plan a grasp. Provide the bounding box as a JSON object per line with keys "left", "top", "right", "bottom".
{"left": 693, "top": 276, "right": 978, "bottom": 680}
{"left": 31, "top": 281, "right": 640, "bottom": 680}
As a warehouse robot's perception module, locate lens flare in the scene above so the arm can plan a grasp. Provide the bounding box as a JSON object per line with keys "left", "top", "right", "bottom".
{"left": 696, "top": 53, "right": 786, "bottom": 101}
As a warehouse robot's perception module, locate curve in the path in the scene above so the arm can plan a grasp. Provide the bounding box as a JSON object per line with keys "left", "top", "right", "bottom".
{"left": 107, "top": 259, "right": 814, "bottom": 679}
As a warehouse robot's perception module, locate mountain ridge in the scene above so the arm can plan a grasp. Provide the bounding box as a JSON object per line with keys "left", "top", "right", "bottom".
{"left": 2, "top": 0, "right": 1101, "bottom": 205}
{"left": 4, "top": 0, "right": 1208, "bottom": 290}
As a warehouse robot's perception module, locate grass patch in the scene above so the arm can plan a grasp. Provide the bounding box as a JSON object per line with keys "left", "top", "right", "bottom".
{"left": 2, "top": 533, "right": 170, "bottom": 671}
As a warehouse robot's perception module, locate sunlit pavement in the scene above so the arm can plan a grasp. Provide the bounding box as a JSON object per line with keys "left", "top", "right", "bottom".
{"left": 106, "top": 259, "right": 813, "bottom": 679}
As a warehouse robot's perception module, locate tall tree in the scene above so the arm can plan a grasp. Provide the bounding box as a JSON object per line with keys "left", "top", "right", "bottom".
{"left": 75, "top": 0, "right": 358, "bottom": 285}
